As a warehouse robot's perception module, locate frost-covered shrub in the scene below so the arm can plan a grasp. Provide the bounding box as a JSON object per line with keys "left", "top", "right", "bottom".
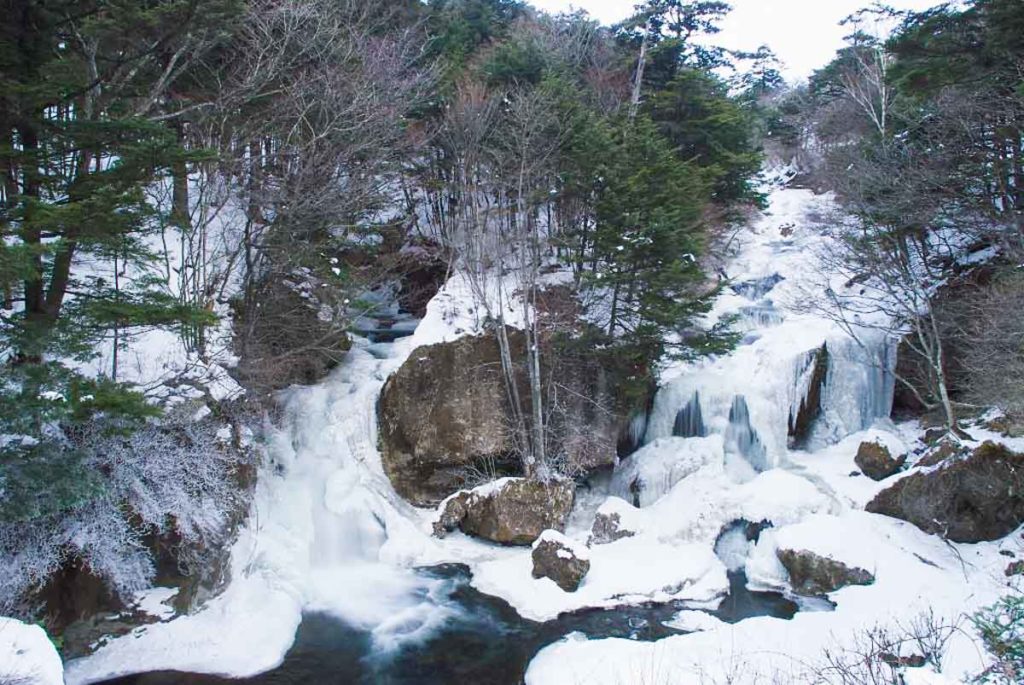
{"left": 0, "top": 407, "right": 249, "bottom": 618}
{"left": 973, "top": 593, "right": 1024, "bottom": 684}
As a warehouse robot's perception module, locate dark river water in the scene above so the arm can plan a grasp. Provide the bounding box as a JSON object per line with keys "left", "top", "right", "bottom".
{"left": 100, "top": 564, "right": 799, "bottom": 685}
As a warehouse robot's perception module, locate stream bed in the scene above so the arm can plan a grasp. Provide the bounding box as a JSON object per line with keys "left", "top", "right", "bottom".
{"left": 99, "top": 564, "right": 799, "bottom": 685}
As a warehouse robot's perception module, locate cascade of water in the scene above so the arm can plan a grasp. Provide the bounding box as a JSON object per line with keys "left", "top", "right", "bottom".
{"left": 672, "top": 392, "right": 707, "bottom": 438}
{"left": 730, "top": 273, "right": 785, "bottom": 300}
{"left": 641, "top": 188, "right": 898, "bottom": 470}
{"left": 737, "top": 302, "right": 784, "bottom": 330}
{"left": 724, "top": 396, "right": 770, "bottom": 472}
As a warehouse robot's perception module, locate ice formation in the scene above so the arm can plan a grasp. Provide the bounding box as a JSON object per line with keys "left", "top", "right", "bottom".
{"left": 644, "top": 187, "right": 898, "bottom": 472}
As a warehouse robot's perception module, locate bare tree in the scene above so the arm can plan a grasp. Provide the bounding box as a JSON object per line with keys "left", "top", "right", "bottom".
{"left": 947, "top": 270, "right": 1024, "bottom": 419}
{"left": 839, "top": 44, "right": 893, "bottom": 140}
{"left": 799, "top": 198, "right": 966, "bottom": 434}
{"left": 193, "top": 0, "right": 436, "bottom": 392}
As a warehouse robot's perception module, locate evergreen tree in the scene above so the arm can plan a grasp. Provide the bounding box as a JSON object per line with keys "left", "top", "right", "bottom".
{"left": 587, "top": 116, "right": 710, "bottom": 347}
{"left": 0, "top": 0, "right": 233, "bottom": 520}
{"left": 645, "top": 69, "right": 763, "bottom": 203}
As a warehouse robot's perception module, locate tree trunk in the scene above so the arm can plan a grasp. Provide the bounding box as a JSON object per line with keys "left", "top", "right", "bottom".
{"left": 629, "top": 21, "right": 650, "bottom": 121}
{"left": 20, "top": 123, "right": 44, "bottom": 326}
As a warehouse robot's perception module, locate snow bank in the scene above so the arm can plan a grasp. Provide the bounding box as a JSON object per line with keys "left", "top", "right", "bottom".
{"left": 662, "top": 610, "right": 726, "bottom": 633}
{"left": 474, "top": 537, "right": 726, "bottom": 622}
{"left": 0, "top": 618, "right": 64, "bottom": 685}
{"left": 527, "top": 512, "right": 1010, "bottom": 684}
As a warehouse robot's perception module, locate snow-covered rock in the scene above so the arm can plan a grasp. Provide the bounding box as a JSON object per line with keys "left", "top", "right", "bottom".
{"left": 588, "top": 497, "right": 642, "bottom": 544}
{"left": 531, "top": 530, "right": 590, "bottom": 592}
{"left": 867, "top": 441, "right": 1024, "bottom": 542}
{"left": 776, "top": 548, "right": 875, "bottom": 595}
{"left": 433, "top": 478, "right": 575, "bottom": 545}
{"left": 0, "top": 618, "right": 64, "bottom": 685}
{"left": 854, "top": 440, "right": 906, "bottom": 480}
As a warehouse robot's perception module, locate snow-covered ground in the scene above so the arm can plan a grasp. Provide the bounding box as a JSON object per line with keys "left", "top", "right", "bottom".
{"left": 0, "top": 618, "right": 64, "bottom": 685}
{"left": 60, "top": 176, "right": 1022, "bottom": 685}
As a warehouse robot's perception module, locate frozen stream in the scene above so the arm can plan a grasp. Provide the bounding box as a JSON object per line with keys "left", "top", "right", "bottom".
{"left": 67, "top": 178, "right": 1012, "bottom": 685}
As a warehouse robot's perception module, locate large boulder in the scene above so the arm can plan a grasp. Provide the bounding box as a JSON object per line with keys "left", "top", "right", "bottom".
{"left": 777, "top": 549, "right": 874, "bottom": 595}
{"left": 433, "top": 477, "right": 575, "bottom": 545}
{"left": 866, "top": 441, "right": 1024, "bottom": 542}
{"left": 380, "top": 308, "right": 651, "bottom": 505}
{"left": 379, "top": 332, "right": 517, "bottom": 505}
{"left": 854, "top": 441, "right": 906, "bottom": 481}
{"left": 589, "top": 497, "right": 641, "bottom": 545}
{"left": 532, "top": 530, "right": 591, "bottom": 592}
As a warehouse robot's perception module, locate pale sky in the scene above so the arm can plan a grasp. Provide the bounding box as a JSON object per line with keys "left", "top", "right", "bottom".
{"left": 527, "top": 0, "right": 943, "bottom": 80}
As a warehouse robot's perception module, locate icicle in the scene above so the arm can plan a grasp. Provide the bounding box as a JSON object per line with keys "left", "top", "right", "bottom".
{"left": 673, "top": 392, "right": 707, "bottom": 438}
{"left": 725, "top": 395, "right": 769, "bottom": 472}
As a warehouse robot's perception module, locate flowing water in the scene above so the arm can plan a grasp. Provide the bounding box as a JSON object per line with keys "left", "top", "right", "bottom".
{"left": 99, "top": 565, "right": 797, "bottom": 685}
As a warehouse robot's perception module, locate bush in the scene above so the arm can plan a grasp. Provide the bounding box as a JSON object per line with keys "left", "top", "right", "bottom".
{"left": 0, "top": 407, "right": 249, "bottom": 618}
{"left": 973, "top": 593, "right": 1024, "bottom": 684}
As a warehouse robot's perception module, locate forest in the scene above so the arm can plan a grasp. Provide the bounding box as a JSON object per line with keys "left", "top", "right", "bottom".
{"left": 1, "top": 1, "right": 1023, "bottom": 684}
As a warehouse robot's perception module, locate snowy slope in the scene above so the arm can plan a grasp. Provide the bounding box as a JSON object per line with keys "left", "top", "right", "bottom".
{"left": 0, "top": 618, "right": 64, "bottom": 685}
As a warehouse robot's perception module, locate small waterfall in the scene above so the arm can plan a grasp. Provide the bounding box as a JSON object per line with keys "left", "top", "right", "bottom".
{"left": 737, "top": 302, "right": 784, "bottom": 330}
{"left": 672, "top": 392, "right": 707, "bottom": 438}
{"left": 724, "top": 396, "right": 769, "bottom": 472}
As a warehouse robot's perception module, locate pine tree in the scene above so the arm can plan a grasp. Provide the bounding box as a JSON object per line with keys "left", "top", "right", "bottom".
{"left": 0, "top": 0, "right": 234, "bottom": 521}
{"left": 645, "top": 69, "right": 763, "bottom": 203}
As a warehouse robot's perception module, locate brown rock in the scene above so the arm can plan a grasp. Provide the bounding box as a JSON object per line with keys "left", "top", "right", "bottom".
{"left": 866, "top": 441, "right": 1024, "bottom": 543}
{"left": 1005, "top": 560, "right": 1024, "bottom": 577}
{"left": 590, "top": 511, "right": 636, "bottom": 545}
{"left": 789, "top": 344, "right": 828, "bottom": 447}
{"left": 916, "top": 437, "right": 968, "bottom": 468}
{"left": 531, "top": 530, "right": 590, "bottom": 592}
{"left": 777, "top": 549, "right": 875, "bottom": 595}
{"left": 379, "top": 332, "right": 520, "bottom": 505}
{"left": 434, "top": 478, "right": 575, "bottom": 546}
{"left": 379, "top": 321, "right": 650, "bottom": 505}
{"left": 854, "top": 441, "right": 906, "bottom": 481}
{"left": 984, "top": 415, "right": 1024, "bottom": 439}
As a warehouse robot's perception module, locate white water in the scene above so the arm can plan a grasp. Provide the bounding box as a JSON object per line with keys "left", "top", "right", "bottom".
{"left": 64, "top": 281, "right": 485, "bottom": 683}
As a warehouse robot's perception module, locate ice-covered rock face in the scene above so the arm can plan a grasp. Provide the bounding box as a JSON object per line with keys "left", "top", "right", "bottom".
{"left": 610, "top": 436, "right": 724, "bottom": 507}
{"left": 643, "top": 188, "right": 897, "bottom": 473}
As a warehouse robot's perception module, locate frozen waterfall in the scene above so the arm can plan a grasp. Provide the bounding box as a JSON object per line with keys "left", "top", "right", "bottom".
{"left": 642, "top": 187, "right": 897, "bottom": 475}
